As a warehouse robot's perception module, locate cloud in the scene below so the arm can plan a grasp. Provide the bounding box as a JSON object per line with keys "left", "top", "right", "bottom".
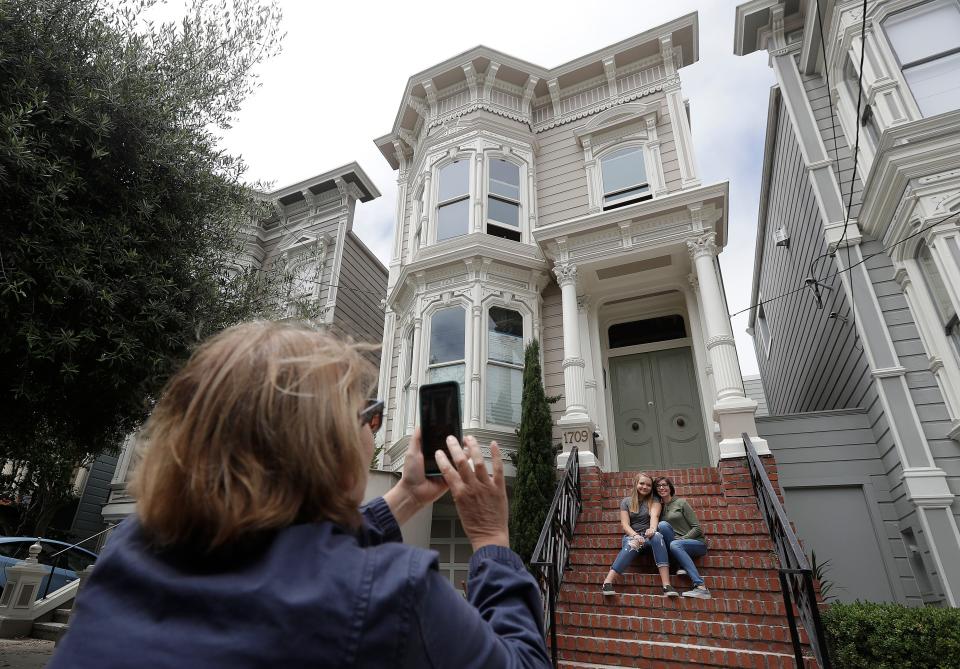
{"left": 222, "top": 0, "right": 774, "bottom": 372}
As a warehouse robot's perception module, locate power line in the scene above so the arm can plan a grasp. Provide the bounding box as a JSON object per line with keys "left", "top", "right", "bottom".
{"left": 730, "top": 210, "right": 960, "bottom": 320}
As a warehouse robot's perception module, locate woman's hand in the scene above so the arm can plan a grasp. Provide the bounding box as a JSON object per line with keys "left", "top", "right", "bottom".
{"left": 644, "top": 527, "right": 656, "bottom": 539}
{"left": 436, "top": 435, "right": 509, "bottom": 551}
{"left": 384, "top": 430, "right": 448, "bottom": 526}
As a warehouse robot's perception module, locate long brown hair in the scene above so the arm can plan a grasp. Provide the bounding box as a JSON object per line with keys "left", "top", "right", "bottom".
{"left": 628, "top": 472, "right": 654, "bottom": 513}
{"left": 132, "top": 321, "right": 378, "bottom": 551}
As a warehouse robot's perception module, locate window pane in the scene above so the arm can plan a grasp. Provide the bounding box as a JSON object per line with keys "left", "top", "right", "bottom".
{"left": 430, "top": 307, "right": 465, "bottom": 364}
{"left": 488, "top": 307, "right": 524, "bottom": 365}
{"left": 885, "top": 3, "right": 960, "bottom": 65}
{"left": 489, "top": 159, "right": 520, "bottom": 201}
{"left": 904, "top": 52, "right": 960, "bottom": 117}
{"left": 404, "top": 331, "right": 414, "bottom": 380}
{"left": 427, "top": 364, "right": 465, "bottom": 409}
{"left": 488, "top": 196, "right": 520, "bottom": 228}
{"left": 486, "top": 364, "right": 522, "bottom": 425}
{"left": 608, "top": 315, "right": 687, "bottom": 348}
{"left": 437, "top": 198, "right": 469, "bottom": 241}
{"left": 438, "top": 160, "right": 470, "bottom": 202}
{"left": 601, "top": 147, "right": 647, "bottom": 195}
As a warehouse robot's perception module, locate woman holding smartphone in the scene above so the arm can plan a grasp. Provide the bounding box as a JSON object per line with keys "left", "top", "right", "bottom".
{"left": 601, "top": 472, "right": 679, "bottom": 597}
{"left": 51, "top": 321, "right": 550, "bottom": 668}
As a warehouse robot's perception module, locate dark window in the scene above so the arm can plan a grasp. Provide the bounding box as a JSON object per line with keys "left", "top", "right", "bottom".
{"left": 608, "top": 315, "right": 686, "bottom": 349}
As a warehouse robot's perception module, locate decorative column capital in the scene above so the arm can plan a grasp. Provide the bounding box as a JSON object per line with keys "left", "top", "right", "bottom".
{"left": 554, "top": 262, "right": 578, "bottom": 288}
{"left": 686, "top": 232, "right": 717, "bottom": 261}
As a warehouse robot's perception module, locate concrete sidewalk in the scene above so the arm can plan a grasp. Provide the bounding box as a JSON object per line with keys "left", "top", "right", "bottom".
{"left": 0, "top": 639, "right": 54, "bottom": 669}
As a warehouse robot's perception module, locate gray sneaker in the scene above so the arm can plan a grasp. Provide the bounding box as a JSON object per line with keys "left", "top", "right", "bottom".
{"left": 683, "top": 585, "right": 711, "bottom": 599}
{"left": 601, "top": 582, "right": 615, "bottom": 596}
{"left": 662, "top": 585, "right": 680, "bottom": 598}
{"left": 676, "top": 569, "right": 687, "bottom": 576}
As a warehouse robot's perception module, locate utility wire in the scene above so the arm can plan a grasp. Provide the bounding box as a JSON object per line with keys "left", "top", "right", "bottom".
{"left": 729, "top": 210, "right": 960, "bottom": 319}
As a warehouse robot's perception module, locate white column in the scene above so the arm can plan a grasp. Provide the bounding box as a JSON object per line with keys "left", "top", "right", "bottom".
{"left": 473, "top": 152, "right": 484, "bottom": 233}
{"left": 554, "top": 263, "right": 588, "bottom": 424}
{"left": 687, "top": 232, "right": 768, "bottom": 459}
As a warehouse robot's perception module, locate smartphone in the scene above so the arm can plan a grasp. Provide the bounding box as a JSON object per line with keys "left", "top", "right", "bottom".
{"left": 419, "top": 381, "right": 462, "bottom": 477}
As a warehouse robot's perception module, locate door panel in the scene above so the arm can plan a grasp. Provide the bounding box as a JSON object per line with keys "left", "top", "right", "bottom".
{"left": 653, "top": 348, "right": 708, "bottom": 468}
{"left": 611, "top": 347, "right": 706, "bottom": 470}
{"left": 610, "top": 355, "right": 659, "bottom": 470}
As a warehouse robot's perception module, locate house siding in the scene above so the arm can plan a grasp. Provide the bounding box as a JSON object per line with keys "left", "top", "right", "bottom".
{"left": 71, "top": 452, "right": 119, "bottom": 539}
{"left": 757, "top": 410, "right": 918, "bottom": 604}
{"left": 535, "top": 123, "right": 589, "bottom": 228}
{"left": 331, "top": 232, "right": 388, "bottom": 354}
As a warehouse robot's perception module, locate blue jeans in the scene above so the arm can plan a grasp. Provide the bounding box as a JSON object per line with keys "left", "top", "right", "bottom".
{"left": 657, "top": 521, "right": 707, "bottom": 586}
{"left": 610, "top": 531, "right": 668, "bottom": 574}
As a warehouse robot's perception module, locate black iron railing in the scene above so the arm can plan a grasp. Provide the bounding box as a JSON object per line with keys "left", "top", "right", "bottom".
{"left": 529, "top": 448, "right": 582, "bottom": 668}
{"left": 742, "top": 433, "right": 831, "bottom": 669}
{"left": 39, "top": 526, "right": 110, "bottom": 600}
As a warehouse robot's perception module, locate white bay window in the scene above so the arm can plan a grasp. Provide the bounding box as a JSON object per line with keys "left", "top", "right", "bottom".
{"left": 436, "top": 161, "right": 470, "bottom": 241}
{"left": 486, "top": 307, "right": 524, "bottom": 426}
{"left": 428, "top": 306, "right": 466, "bottom": 406}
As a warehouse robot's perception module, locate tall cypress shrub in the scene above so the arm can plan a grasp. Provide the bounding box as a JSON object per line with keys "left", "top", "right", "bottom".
{"left": 509, "top": 339, "right": 559, "bottom": 563}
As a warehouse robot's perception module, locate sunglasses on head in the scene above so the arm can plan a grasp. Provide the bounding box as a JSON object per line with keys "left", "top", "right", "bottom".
{"left": 359, "top": 399, "right": 385, "bottom": 434}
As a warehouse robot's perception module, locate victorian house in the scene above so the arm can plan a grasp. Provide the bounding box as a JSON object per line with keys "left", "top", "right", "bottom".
{"left": 736, "top": 0, "right": 960, "bottom": 606}
{"left": 372, "top": 11, "right": 770, "bottom": 590}
{"left": 100, "top": 163, "right": 388, "bottom": 529}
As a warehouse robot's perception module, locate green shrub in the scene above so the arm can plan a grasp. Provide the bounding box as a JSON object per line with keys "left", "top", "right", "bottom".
{"left": 823, "top": 601, "right": 960, "bottom": 668}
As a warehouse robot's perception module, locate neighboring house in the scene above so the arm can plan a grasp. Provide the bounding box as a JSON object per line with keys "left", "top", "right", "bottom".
{"left": 742, "top": 374, "right": 769, "bottom": 417}
{"left": 100, "top": 163, "right": 388, "bottom": 529}
{"left": 735, "top": 0, "right": 960, "bottom": 605}
{"left": 373, "top": 12, "right": 767, "bottom": 589}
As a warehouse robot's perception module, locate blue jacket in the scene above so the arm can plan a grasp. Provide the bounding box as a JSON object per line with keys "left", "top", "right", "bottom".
{"left": 50, "top": 498, "right": 550, "bottom": 668}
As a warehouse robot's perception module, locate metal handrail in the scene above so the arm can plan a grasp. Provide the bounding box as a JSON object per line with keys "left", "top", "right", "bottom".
{"left": 529, "top": 448, "right": 582, "bottom": 669}
{"left": 39, "top": 525, "right": 111, "bottom": 600}
{"left": 742, "top": 433, "right": 832, "bottom": 669}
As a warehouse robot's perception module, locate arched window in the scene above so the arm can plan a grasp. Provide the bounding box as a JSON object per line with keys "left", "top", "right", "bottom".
{"left": 437, "top": 161, "right": 470, "bottom": 241}
{"left": 600, "top": 146, "right": 650, "bottom": 210}
{"left": 486, "top": 307, "right": 524, "bottom": 425}
{"left": 917, "top": 240, "right": 960, "bottom": 355}
{"left": 487, "top": 159, "right": 521, "bottom": 242}
{"left": 428, "top": 306, "right": 466, "bottom": 404}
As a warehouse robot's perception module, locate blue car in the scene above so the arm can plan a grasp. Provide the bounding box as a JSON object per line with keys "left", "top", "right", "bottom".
{"left": 0, "top": 537, "right": 98, "bottom": 600}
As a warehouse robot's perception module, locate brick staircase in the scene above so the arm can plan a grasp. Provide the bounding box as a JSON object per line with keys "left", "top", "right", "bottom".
{"left": 553, "top": 460, "right": 818, "bottom": 668}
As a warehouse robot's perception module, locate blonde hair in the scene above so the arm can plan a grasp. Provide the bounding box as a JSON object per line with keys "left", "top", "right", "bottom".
{"left": 132, "top": 321, "right": 378, "bottom": 551}
{"left": 629, "top": 472, "right": 654, "bottom": 514}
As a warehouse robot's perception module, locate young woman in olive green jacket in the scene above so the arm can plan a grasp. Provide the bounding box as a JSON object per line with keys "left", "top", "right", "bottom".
{"left": 654, "top": 476, "right": 711, "bottom": 599}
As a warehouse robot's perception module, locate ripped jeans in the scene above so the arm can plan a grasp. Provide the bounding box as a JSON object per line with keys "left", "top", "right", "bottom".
{"left": 609, "top": 530, "right": 668, "bottom": 574}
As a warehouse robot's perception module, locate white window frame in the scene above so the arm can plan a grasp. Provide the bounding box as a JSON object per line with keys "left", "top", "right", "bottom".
{"left": 882, "top": 0, "right": 960, "bottom": 118}
{"left": 432, "top": 157, "right": 472, "bottom": 244}
{"left": 400, "top": 328, "right": 415, "bottom": 436}
{"left": 598, "top": 144, "right": 653, "bottom": 211}
{"left": 424, "top": 303, "right": 469, "bottom": 412}
{"left": 483, "top": 304, "right": 528, "bottom": 428}
{"left": 484, "top": 156, "right": 524, "bottom": 243}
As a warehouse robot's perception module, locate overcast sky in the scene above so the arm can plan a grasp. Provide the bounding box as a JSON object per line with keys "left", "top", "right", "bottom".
{"left": 217, "top": 0, "right": 775, "bottom": 374}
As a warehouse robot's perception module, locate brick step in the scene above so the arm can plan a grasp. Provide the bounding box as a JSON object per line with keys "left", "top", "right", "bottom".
{"left": 586, "top": 497, "right": 734, "bottom": 509}
{"left": 556, "top": 611, "right": 805, "bottom": 656}
{"left": 594, "top": 484, "right": 726, "bottom": 498}
{"left": 598, "top": 468, "right": 721, "bottom": 484}
{"left": 573, "top": 536, "right": 774, "bottom": 553}
{"left": 570, "top": 551, "right": 780, "bottom": 571}
{"left": 554, "top": 635, "right": 814, "bottom": 668}
{"left": 576, "top": 520, "right": 770, "bottom": 536}
{"left": 557, "top": 591, "right": 792, "bottom": 627}
{"left": 564, "top": 571, "right": 784, "bottom": 595}
{"left": 579, "top": 507, "right": 763, "bottom": 523}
